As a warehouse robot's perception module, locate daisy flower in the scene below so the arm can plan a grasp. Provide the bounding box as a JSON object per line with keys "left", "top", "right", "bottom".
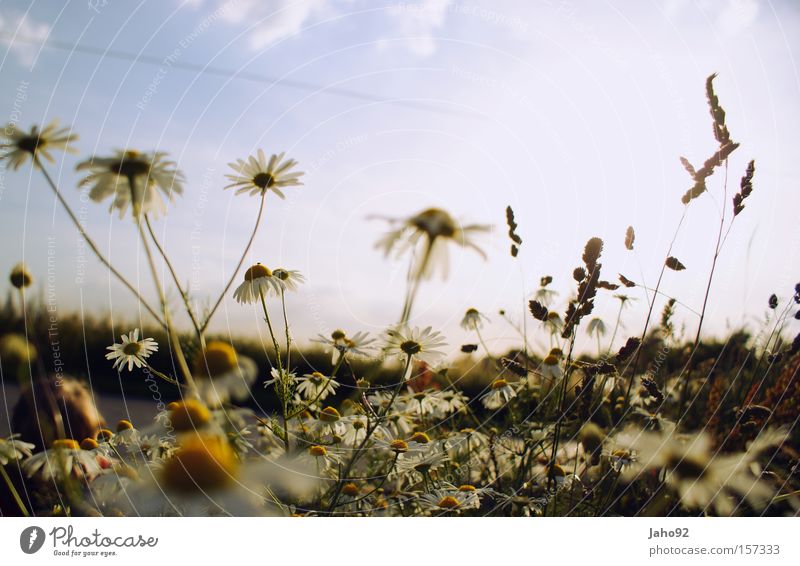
{"left": 0, "top": 434, "right": 35, "bottom": 464}
{"left": 395, "top": 443, "right": 449, "bottom": 476}
{"left": 233, "top": 263, "right": 282, "bottom": 304}
{"left": 77, "top": 150, "right": 185, "bottom": 218}
{"left": 9, "top": 262, "right": 33, "bottom": 289}
{"left": 224, "top": 150, "right": 304, "bottom": 199}
{"left": 616, "top": 427, "right": 788, "bottom": 515}
{"left": 105, "top": 329, "right": 158, "bottom": 372}
{"left": 383, "top": 325, "right": 447, "bottom": 365}
{"left": 301, "top": 445, "right": 342, "bottom": 478}
{"left": 312, "top": 329, "right": 375, "bottom": 363}
{"left": 193, "top": 341, "right": 259, "bottom": 407}
{"left": 22, "top": 439, "right": 102, "bottom": 481}
{"left": 272, "top": 268, "right": 305, "bottom": 292}
{"left": 0, "top": 119, "right": 77, "bottom": 170}
{"left": 375, "top": 207, "right": 490, "bottom": 280}
{"left": 481, "top": 378, "right": 517, "bottom": 409}
{"left": 295, "top": 372, "right": 340, "bottom": 404}
{"left": 460, "top": 308, "right": 489, "bottom": 331}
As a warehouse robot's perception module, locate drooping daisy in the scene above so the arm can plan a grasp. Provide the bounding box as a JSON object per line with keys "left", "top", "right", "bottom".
{"left": 301, "top": 444, "right": 342, "bottom": 478}
{"left": 375, "top": 207, "right": 491, "bottom": 280}
{"left": 0, "top": 120, "right": 77, "bottom": 170}
{"left": 0, "top": 434, "right": 35, "bottom": 464}
{"left": 224, "top": 150, "right": 304, "bottom": 199}
{"left": 295, "top": 372, "right": 340, "bottom": 404}
{"left": 481, "top": 378, "right": 517, "bottom": 409}
{"left": 105, "top": 329, "right": 158, "bottom": 372}
{"left": 22, "top": 439, "right": 103, "bottom": 481}
{"left": 77, "top": 150, "right": 185, "bottom": 218}
{"left": 272, "top": 268, "right": 305, "bottom": 292}
{"left": 193, "top": 341, "right": 259, "bottom": 407}
{"left": 233, "top": 263, "right": 283, "bottom": 304}
{"left": 460, "top": 308, "right": 489, "bottom": 331}
{"left": 383, "top": 325, "right": 447, "bottom": 365}
{"left": 395, "top": 445, "right": 449, "bottom": 476}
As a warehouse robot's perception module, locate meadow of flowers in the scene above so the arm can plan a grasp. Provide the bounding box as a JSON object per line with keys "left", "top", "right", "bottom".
{"left": 0, "top": 74, "right": 798, "bottom": 517}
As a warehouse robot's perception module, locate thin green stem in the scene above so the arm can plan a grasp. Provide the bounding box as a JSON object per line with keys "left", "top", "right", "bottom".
{"left": 201, "top": 192, "right": 266, "bottom": 333}
{"left": 35, "top": 157, "right": 165, "bottom": 327}
{"left": 143, "top": 214, "right": 204, "bottom": 345}
{"left": 0, "top": 465, "right": 29, "bottom": 516}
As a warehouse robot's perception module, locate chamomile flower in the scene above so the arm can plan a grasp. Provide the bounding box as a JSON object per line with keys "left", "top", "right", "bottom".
{"left": 481, "top": 378, "right": 517, "bottom": 409}
{"left": 418, "top": 490, "right": 466, "bottom": 514}
{"left": 77, "top": 150, "right": 185, "bottom": 218}
{"left": 9, "top": 263, "right": 33, "bottom": 289}
{"left": 312, "top": 329, "right": 375, "bottom": 363}
{"left": 302, "top": 444, "right": 342, "bottom": 478}
{"left": 0, "top": 434, "right": 35, "bottom": 464}
{"left": 295, "top": 372, "right": 340, "bottom": 403}
{"left": 0, "top": 119, "right": 77, "bottom": 169}
{"left": 460, "top": 308, "right": 489, "bottom": 331}
{"left": 233, "top": 263, "right": 282, "bottom": 304}
{"left": 272, "top": 268, "right": 305, "bottom": 292}
{"left": 224, "top": 150, "right": 304, "bottom": 199}
{"left": 193, "top": 341, "right": 258, "bottom": 407}
{"left": 105, "top": 329, "right": 158, "bottom": 372}
{"left": 22, "top": 439, "right": 102, "bottom": 481}
{"left": 616, "top": 427, "right": 788, "bottom": 515}
{"left": 395, "top": 444, "right": 449, "bottom": 476}
{"left": 375, "top": 207, "right": 491, "bottom": 280}
{"left": 383, "top": 325, "right": 447, "bottom": 365}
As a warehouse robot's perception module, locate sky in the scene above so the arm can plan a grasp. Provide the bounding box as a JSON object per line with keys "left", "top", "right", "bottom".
{"left": 0, "top": 0, "right": 798, "bottom": 357}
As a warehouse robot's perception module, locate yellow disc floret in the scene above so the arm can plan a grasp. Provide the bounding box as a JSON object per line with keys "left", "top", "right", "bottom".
{"left": 161, "top": 435, "right": 238, "bottom": 493}
{"left": 195, "top": 341, "right": 238, "bottom": 377}
{"left": 169, "top": 399, "right": 212, "bottom": 432}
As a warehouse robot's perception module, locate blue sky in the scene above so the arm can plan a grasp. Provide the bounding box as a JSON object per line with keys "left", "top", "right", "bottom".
{"left": 1, "top": 0, "right": 798, "bottom": 356}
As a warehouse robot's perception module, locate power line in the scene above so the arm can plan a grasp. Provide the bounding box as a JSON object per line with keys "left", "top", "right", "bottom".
{"left": 3, "top": 33, "right": 478, "bottom": 118}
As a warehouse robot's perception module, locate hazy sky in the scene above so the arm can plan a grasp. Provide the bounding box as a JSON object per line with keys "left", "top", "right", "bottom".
{"left": 1, "top": 0, "right": 798, "bottom": 357}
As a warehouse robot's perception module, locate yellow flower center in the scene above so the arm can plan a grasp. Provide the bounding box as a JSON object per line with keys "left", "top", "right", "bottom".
{"left": 169, "top": 399, "right": 212, "bottom": 432}
{"left": 342, "top": 483, "right": 360, "bottom": 497}
{"left": 80, "top": 438, "right": 99, "bottom": 451}
{"left": 458, "top": 485, "right": 477, "bottom": 492}
{"left": 390, "top": 439, "right": 409, "bottom": 453}
{"left": 244, "top": 263, "right": 272, "bottom": 281}
{"left": 309, "top": 445, "right": 328, "bottom": 457}
{"left": 9, "top": 266, "right": 32, "bottom": 288}
{"left": 116, "top": 420, "right": 134, "bottom": 432}
{"left": 110, "top": 151, "right": 151, "bottom": 178}
{"left": 96, "top": 429, "right": 114, "bottom": 442}
{"left": 252, "top": 172, "right": 276, "bottom": 189}
{"left": 352, "top": 419, "right": 366, "bottom": 430}
{"left": 122, "top": 342, "right": 142, "bottom": 356}
{"left": 161, "top": 435, "right": 238, "bottom": 493}
{"left": 319, "top": 406, "right": 341, "bottom": 422}
{"left": 543, "top": 354, "right": 559, "bottom": 366}
{"left": 491, "top": 378, "right": 508, "bottom": 390}
{"left": 409, "top": 432, "right": 430, "bottom": 444}
{"left": 438, "top": 496, "right": 461, "bottom": 509}
{"left": 273, "top": 269, "right": 290, "bottom": 281}
{"left": 52, "top": 439, "right": 79, "bottom": 450}
{"left": 195, "top": 341, "right": 238, "bottom": 377}
{"left": 331, "top": 329, "right": 346, "bottom": 341}
{"left": 400, "top": 340, "right": 421, "bottom": 356}
{"left": 411, "top": 208, "right": 457, "bottom": 239}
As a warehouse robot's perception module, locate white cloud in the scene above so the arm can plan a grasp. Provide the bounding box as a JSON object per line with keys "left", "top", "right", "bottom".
{"left": 189, "top": 0, "right": 455, "bottom": 56}
{"left": 0, "top": 12, "right": 50, "bottom": 66}
{"left": 666, "top": 0, "right": 759, "bottom": 35}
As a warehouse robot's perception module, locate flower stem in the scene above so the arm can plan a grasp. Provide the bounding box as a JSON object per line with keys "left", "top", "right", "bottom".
{"left": 35, "top": 157, "right": 165, "bottom": 327}
{"left": 134, "top": 212, "right": 197, "bottom": 396}
{"left": 0, "top": 465, "right": 29, "bottom": 516}
{"left": 201, "top": 192, "right": 266, "bottom": 333}
{"left": 259, "top": 289, "right": 289, "bottom": 452}
{"left": 143, "top": 214, "right": 204, "bottom": 345}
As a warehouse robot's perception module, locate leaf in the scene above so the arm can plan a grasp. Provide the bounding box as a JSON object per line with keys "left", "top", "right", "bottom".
{"left": 624, "top": 226, "right": 635, "bottom": 251}
{"left": 665, "top": 257, "right": 686, "bottom": 271}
